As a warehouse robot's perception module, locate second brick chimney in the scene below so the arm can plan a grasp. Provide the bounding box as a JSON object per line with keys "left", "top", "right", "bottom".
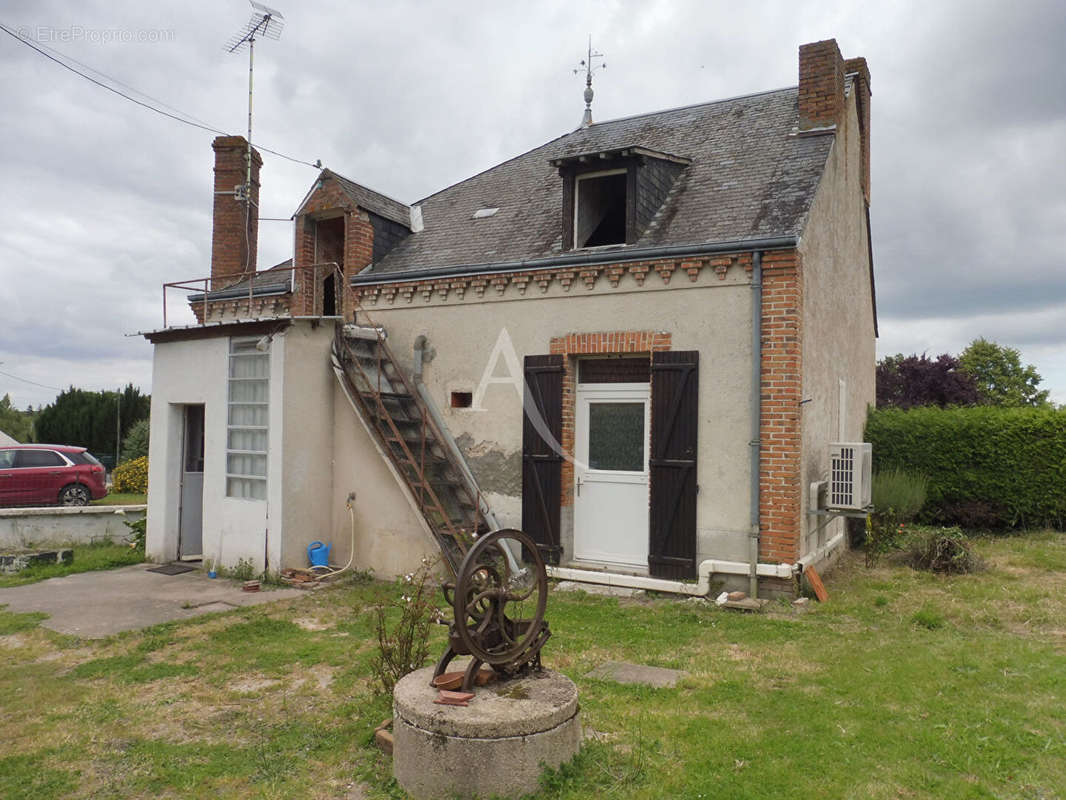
{"left": 844, "top": 56, "right": 872, "bottom": 204}
{"left": 798, "top": 39, "right": 845, "bottom": 131}
{"left": 211, "top": 135, "right": 262, "bottom": 286}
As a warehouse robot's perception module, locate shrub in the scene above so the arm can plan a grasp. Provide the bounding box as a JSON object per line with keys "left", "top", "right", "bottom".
{"left": 112, "top": 456, "right": 148, "bottom": 494}
{"left": 866, "top": 405, "right": 1066, "bottom": 530}
{"left": 873, "top": 468, "right": 928, "bottom": 520}
{"left": 371, "top": 558, "right": 443, "bottom": 694}
{"left": 866, "top": 468, "right": 928, "bottom": 564}
{"left": 905, "top": 526, "right": 983, "bottom": 574}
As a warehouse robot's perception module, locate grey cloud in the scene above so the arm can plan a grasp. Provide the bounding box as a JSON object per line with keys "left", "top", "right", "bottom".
{"left": 1, "top": 0, "right": 1064, "bottom": 410}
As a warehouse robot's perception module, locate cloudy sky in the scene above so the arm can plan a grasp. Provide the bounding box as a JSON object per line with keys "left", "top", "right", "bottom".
{"left": 1, "top": 0, "right": 1063, "bottom": 411}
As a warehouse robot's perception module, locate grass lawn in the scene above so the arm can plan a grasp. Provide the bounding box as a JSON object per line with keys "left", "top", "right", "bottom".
{"left": 0, "top": 542, "right": 144, "bottom": 589}
{"left": 1, "top": 532, "right": 1064, "bottom": 799}
{"left": 92, "top": 492, "right": 147, "bottom": 506}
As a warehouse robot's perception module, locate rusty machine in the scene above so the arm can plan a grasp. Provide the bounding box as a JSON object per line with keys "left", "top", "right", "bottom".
{"left": 433, "top": 528, "right": 550, "bottom": 693}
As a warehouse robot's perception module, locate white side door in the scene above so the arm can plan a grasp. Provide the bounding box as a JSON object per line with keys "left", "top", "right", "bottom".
{"left": 573, "top": 383, "right": 651, "bottom": 570}
{"left": 178, "top": 404, "right": 205, "bottom": 559}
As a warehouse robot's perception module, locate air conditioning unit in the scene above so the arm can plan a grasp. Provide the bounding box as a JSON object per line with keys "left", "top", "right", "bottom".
{"left": 828, "top": 442, "right": 872, "bottom": 511}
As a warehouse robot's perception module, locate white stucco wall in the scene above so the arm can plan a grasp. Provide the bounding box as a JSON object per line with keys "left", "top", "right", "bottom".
{"left": 356, "top": 269, "right": 756, "bottom": 568}
{"left": 797, "top": 87, "right": 878, "bottom": 561}
{"left": 146, "top": 330, "right": 284, "bottom": 573}
{"left": 145, "top": 320, "right": 434, "bottom": 579}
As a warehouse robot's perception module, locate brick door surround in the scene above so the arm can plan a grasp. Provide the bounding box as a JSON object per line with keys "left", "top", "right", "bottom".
{"left": 548, "top": 331, "right": 672, "bottom": 507}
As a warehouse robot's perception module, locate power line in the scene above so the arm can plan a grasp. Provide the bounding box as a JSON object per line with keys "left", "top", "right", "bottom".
{"left": 0, "top": 21, "right": 321, "bottom": 169}
{"left": 0, "top": 368, "right": 62, "bottom": 392}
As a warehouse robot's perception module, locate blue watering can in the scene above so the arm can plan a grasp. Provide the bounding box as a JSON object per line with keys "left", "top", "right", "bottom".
{"left": 307, "top": 541, "right": 331, "bottom": 568}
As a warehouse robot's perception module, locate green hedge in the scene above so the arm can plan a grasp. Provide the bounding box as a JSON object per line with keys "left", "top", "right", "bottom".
{"left": 865, "top": 406, "right": 1066, "bottom": 530}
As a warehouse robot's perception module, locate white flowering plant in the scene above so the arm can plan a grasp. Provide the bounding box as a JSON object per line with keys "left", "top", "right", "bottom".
{"left": 371, "top": 556, "right": 445, "bottom": 694}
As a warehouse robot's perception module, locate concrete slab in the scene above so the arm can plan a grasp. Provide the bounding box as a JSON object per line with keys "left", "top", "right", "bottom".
{"left": 584, "top": 660, "right": 687, "bottom": 688}
{"left": 0, "top": 564, "right": 303, "bottom": 638}
{"left": 553, "top": 581, "right": 645, "bottom": 598}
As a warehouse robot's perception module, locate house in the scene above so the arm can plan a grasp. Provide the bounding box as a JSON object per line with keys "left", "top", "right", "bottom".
{"left": 143, "top": 38, "right": 875, "bottom": 597}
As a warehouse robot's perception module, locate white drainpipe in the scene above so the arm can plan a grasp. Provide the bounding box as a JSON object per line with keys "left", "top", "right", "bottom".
{"left": 548, "top": 558, "right": 793, "bottom": 597}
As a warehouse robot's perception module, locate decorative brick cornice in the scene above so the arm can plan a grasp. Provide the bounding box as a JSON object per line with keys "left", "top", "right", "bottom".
{"left": 351, "top": 252, "right": 748, "bottom": 308}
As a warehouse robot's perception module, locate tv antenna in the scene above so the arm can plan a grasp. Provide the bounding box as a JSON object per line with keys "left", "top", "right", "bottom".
{"left": 225, "top": 1, "right": 285, "bottom": 204}
{"left": 573, "top": 35, "right": 605, "bottom": 127}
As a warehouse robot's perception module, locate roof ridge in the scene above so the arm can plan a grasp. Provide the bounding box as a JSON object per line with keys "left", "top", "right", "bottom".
{"left": 326, "top": 169, "right": 411, "bottom": 211}
{"left": 587, "top": 85, "right": 797, "bottom": 128}
{"left": 414, "top": 86, "right": 798, "bottom": 208}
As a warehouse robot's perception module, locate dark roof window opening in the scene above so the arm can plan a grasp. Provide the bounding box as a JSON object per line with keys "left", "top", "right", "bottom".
{"left": 575, "top": 169, "right": 627, "bottom": 248}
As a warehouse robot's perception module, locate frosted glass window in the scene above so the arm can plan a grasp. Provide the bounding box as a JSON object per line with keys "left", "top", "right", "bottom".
{"left": 228, "top": 404, "right": 268, "bottom": 426}
{"left": 227, "top": 429, "right": 268, "bottom": 453}
{"left": 227, "top": 337, "right": 269, "bottom": 500}
{"left": 587, "top": 402, "right": 644, "bottom": 471}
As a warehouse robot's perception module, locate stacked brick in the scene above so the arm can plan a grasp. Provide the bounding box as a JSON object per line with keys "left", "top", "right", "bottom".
{"left": 210, "top": 136, "right": 262, "bottom": 288}
{"left": 798, "top": 40, "right": 845, "bottom": 131}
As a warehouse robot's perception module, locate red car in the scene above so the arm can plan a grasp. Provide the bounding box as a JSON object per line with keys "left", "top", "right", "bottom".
{"left": 0, "top": 445, "right": 109, "bottom": 507}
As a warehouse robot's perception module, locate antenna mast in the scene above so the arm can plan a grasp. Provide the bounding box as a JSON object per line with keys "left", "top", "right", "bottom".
{"left": 573, "top": 35, "right": 605, "bottom": 127}
{"left": 225, "top": 1, "right": 285, "bottom": 208}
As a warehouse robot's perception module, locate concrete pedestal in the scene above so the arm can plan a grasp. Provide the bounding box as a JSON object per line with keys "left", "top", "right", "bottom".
{"left": 393, "top": 667, "right": 581, "bottom": 800}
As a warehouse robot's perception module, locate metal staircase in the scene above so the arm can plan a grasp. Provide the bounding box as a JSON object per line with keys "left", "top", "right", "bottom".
{"left": 331, "top": 322, "right": 490, "bottom": 574}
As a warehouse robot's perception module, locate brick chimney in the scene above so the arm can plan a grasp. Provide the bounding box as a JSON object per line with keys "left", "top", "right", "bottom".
{"left": 211, "top": 135, "right": 262, "bottom": 286}
{"left": 798, "top": 39, "right": 845, "bottom": 131}
{"left": 844, "top": 56, "right": 872, "bottom": 204}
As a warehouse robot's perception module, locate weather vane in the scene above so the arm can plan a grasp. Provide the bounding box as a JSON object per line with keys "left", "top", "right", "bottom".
{"left": 573, "top": 35, "right": 605, "bottom": 127}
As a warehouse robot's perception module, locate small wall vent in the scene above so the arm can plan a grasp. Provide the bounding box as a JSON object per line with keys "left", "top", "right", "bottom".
{"left": 828, "top": 442, "right": 872, "bottom": 511}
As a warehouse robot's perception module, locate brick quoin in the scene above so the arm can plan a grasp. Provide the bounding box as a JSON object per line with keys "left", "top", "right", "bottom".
{"left": 549, "top": 329, "right": 672, "bottom": 508}
{"left": 759, "top": 249, "right": 803, "bottom": 565}
{"left": 211, "top": 136, "right": 262, "bottom": 288}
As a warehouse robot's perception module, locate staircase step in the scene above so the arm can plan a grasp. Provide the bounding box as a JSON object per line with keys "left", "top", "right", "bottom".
{"left": 343, "top": 324, "right": 386, "bottom": 342}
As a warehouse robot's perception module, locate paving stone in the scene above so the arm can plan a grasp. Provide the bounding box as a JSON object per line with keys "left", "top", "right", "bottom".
{"left": 584, "top": 660, "right": 686, "bottom": 688}
{"left": 720, "top": 597, "right": 770, "bottom": 612}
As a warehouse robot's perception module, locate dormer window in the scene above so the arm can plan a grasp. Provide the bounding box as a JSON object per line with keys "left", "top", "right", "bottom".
{"left": 552, "top": 146, "right": 691, "bottom": 252}
{"left": 574, "top": 170, "right": 627, "bottom": 248}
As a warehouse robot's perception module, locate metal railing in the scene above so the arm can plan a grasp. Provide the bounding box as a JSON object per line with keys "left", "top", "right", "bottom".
{"left": 161, "top": 262, "right": 345, "bottom": 327}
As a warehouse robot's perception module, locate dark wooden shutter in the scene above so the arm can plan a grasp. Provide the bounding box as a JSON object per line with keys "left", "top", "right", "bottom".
{"left": 522, "top": 355, "right": 564, "bottom": 564}
{"left": 649, "top": 350, "right": 699, "bottom": 579}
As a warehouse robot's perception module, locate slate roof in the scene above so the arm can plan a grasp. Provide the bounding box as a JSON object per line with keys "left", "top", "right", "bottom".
{"left": 367, "top": 86, "right": 833, "bottom": 278}
{"left": 329, "top": 171, "right": 411, "bottom": 228}
{"left": 196, "top": 259, "right": 292, "bottom": 301}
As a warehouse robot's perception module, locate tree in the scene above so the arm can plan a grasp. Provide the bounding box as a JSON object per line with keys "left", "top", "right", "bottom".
{"left": 34, "top": 384, "right": 150, "bottom": 459}
{"left": 958, "top": 338, "right": 1049, "bottom": 407}
{"left": 0, "top": 394, "right": 34, "bottom": 442}
{"left": 120, "top": 418, "right": 151, "bottom": 462}
{"left": 876, "top": 353, "right": 981, "bottom": 409}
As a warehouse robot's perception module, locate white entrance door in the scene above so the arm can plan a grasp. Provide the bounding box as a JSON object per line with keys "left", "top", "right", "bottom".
{"left": 573, "top": 384, "right": 651, "bottom": 570}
